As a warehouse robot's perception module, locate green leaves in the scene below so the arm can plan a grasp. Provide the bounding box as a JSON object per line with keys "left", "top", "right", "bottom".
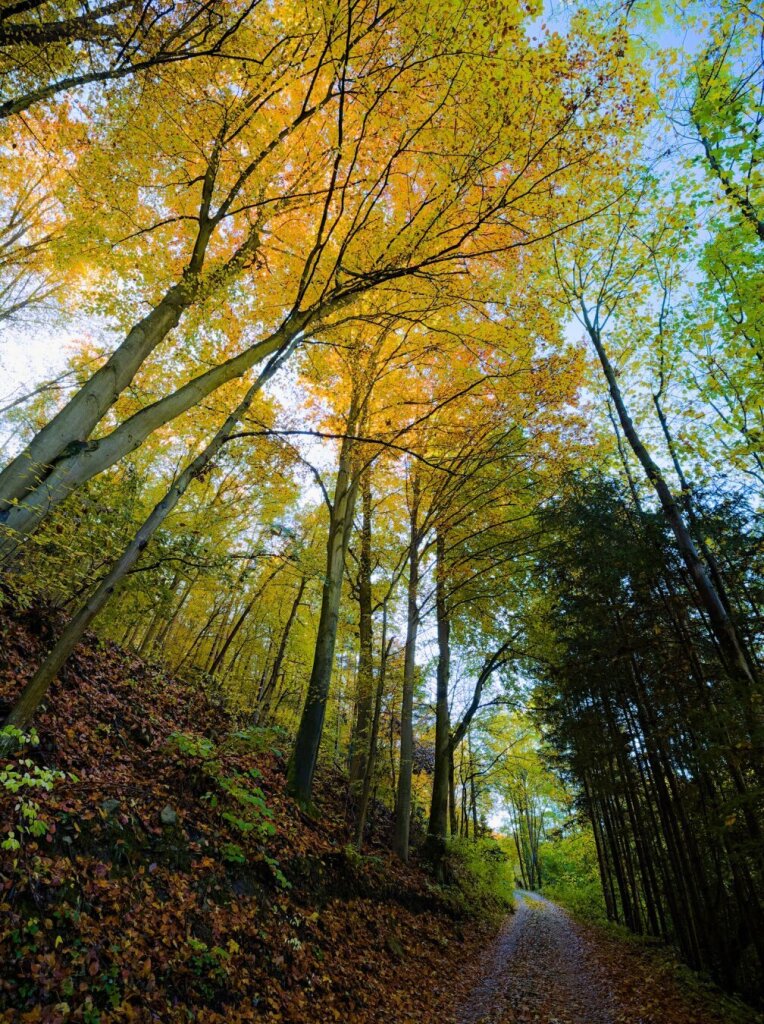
{"left": 1, "top": 728, "right": 65, "bottom": 851}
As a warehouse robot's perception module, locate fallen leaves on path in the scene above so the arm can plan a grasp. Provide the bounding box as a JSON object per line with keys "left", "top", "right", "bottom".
{"left": 457, "top": 893, "right": 760, "bottom": 1024}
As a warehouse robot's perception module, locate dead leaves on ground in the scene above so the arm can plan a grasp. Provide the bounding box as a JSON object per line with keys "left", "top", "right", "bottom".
{"left": 0, "top": 610, "right": 489, "bottom": 1024}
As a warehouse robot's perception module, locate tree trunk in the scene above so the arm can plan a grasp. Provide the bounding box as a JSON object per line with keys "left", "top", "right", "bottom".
{"left": 448, "top": 745, "right": 458, "bottom": 838}
{"left": 154, "top": 576, "right": 194, "bottom": 651}
{"left": 694, "top": 122, "right": 764, "bottom": 243}
{"left": 356, "top": 609, "right": 392, "bottom": 849}
{"left": 584, "top": 311, "right": 759, "bottom": 705}
{"left": 0, "top": 310, "right": 306, "bottom": 560}
{"left": 287, "top": 429, "right": 360, "bottom": 808}
{"left": 0, "top": 277, "right": 197, "bottom": 511}
{"left": 393, "top": 473, "right": 420, "bottom": 861}
{"left": 255, "top": 576, "right": 306, "bottom": 722}
{"left": 0, "top": 351, "right": 285, "bottom": 742}
{"left": 427, "top": 529, "right": 451, "bottom": 862}
{"left": 208, "top": 594, "right": 258, "bottom": 677}
{"left": 652, "top": 391, "right": 740, "bottom": 625}
{"left": 349, "top": 470, "right": 373, "bottom": 792}
{"left": 0, "top": 194, "right": 261, "bottom": 513}
{"left": 209, "top": 562, "right": 285, "bottom": 677}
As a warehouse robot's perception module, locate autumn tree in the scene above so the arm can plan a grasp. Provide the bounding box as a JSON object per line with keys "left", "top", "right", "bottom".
{"left": 0, "top": 1, "right": 258, "bottom": 120}
{"left": 0, "top": 0, "right": 643, "bottom": 565}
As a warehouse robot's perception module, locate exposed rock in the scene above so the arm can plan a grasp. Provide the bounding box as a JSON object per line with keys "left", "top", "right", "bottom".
{"left": 159, "top": 804, "right": 177, "bottom": 826}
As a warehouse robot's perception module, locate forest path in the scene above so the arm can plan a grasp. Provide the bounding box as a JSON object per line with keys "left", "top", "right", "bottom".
{"left": 457, "top": 890, "right": 618, "bottom": 1024}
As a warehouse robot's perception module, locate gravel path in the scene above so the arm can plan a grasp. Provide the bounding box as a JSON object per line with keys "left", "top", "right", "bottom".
{"left": 457, "top": 891, "right": 619, "bottom": 1024}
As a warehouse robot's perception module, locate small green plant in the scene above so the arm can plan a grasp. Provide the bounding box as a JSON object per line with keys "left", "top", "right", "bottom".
{"left": 82, "top": 1001, "right": 102, "bottom": 1024}
{"left": 264, "top": 853, "right": 291, "bottom": 890}
{"left": 230, "top": 725, "right": 289, "bottom": 758}
{"left": 0, "top": 727, "right": 65, "bottom": 851}
{"left": 220, "top": 841, "right": 247, "bottom": 864}
{"left": 342, "top": 843, "right": 363, "bottom": 869}
{"left": 168, "top": 731, "right": 284, "bottom": 881}
{"left": 167, "top": 732, "right": 216, "bottom": 761}
{"left": 218, "top": 772, "right": 276, "bottom": 840}
{"left": 186, "top": 936, "right": 231, "bottom": 989}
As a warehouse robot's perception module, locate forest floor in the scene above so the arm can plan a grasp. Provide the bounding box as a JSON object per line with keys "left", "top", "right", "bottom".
{"left": 457, "top": 891, "right": 761, "bottom": 1024}
{"left": 0, "top": 605, "right": 761, "bottom": 1024}
{"left": 0, "top": 606, "right": 498, "bottom": 1024}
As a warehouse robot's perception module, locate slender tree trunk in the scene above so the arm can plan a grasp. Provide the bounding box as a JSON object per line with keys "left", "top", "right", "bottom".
{"left": 461, "top": 773, "right": 469, "bottom": 838}
{"left": 287, "top": 431, "right": 360, "bottom": 808}
{"left": 176, "top": 598, "right": 225, "bottom": 672}
{"left": 122, "top": 618, "right": 142, "bottom": 650}
{"left": 138, "top": 572, "right": 181, "bottom": 656}
{"left": 349, "top": 471, "right": 373, "bottom": 792}
{"left": 208, "top": 595, "right": 258, "bottom": 677}
{"left": 0, "top": 352, "right": 286, "bottom": 741}
{"left": 255, "top": 576, "right": 305, "bottom": 722}
{"left": 652, "top": 391, "right": 744, "bottom": 630}
{"left": 448, "top": 745, "right": 458, "bottom": 838}
{"left": 584, "top": 311, "right": 759, "bottom": 705}
{"left": 584, "top": 774, "right": 617, "bottom": 921}
{"left": 137, "top": 603, "right": 164, "bottom": 657}
{"left": 154, "top": 576, "right": 194, "bottom": 651}
{"left": 393, "top": 474, "right": 420, "bottom": 861}
{"left": 356, "top": 609, "right": 391, "bottom": 849}
{"left": 427, "top": 529, "right": 452, "bottom": 863}
{"left": 209, "top": 562, "right": 285, "bottom": 677}
{"left": 205, "top": 598, "right": 236, "bottom": 673}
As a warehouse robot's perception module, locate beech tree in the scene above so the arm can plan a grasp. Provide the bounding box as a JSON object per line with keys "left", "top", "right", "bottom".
{"left": 0, "top": 0, "right": 642, "bottom": 560}
{"left": 0, "top": 1, "right": 259, "bottom": 120}
{"left": 0, "top": 342, "right": 295, "bottom": 739}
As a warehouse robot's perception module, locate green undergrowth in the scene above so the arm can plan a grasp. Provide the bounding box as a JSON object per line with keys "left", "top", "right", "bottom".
{"left": 440, "top": 836, "right": 515, "bottom": 924}
{"left": 539, "top": 829, "right": 607, "bottom": 923}
{"left": 538, "top": 834, "right": 760, "bottom": 1024}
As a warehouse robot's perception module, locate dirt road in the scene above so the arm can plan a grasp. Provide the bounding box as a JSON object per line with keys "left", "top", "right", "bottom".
{"left": 457, "top": 890, "right": 618, "bottom": 1024}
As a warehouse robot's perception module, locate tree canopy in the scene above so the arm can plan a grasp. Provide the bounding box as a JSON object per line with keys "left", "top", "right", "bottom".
{"left": 0, "top": 0, "right": 762, "bottom": 1013}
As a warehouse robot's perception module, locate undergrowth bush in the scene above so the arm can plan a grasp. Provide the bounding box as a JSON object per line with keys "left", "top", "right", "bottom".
{"left": 228, "top": 725, "right": 289, "bottom": 758}
{"left": 0, "top": 727, "right": 69, "bottom": 852}
{"left": 539, "top": 829, "right": 607, "bottom": 922}
{"left": 441, "top": 836, "right": 515, "bottom": 922}
{"left": 165, "top": 730, "right": 289, "bottom": 888}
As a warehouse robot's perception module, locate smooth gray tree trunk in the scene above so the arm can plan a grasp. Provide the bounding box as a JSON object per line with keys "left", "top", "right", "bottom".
{"left": 582, "top": 309, "right": 760, "bottom": 716}
{"left": 287, "top": 428, "right": 360, "bottom": 808}
{"left": 393, "top": 474, "right": 420, "bottom": 861}
{"left": 0, "top": 348, "right": 289, "bottom": 743}
{"left": 0, "top": 309, "right": 309, "bottom": 559}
